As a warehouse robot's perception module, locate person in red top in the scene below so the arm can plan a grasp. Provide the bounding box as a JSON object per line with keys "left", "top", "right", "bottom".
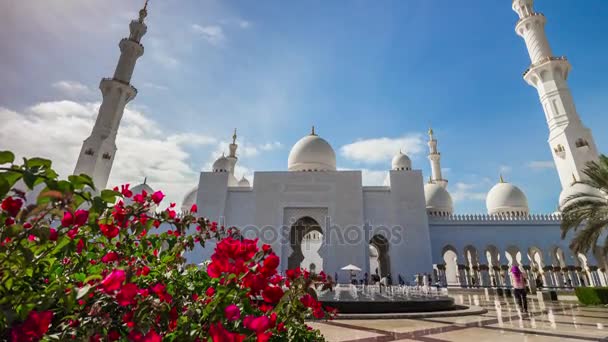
{"left": 510, "top": 266, "right": 528, "bottom": 313}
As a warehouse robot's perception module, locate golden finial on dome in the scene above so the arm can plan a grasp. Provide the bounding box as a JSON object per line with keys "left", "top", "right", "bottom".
{"left": 232, "top": 128, "right": 237, "bottom": 144}
{"left": 311, "top": 125, "right": 316, "bottom": 136}
{"left": 499, "top": 174, "right": 505, "bottom": 183}
{"left": 428, "top": 127, "right": 434, "bottom": 137}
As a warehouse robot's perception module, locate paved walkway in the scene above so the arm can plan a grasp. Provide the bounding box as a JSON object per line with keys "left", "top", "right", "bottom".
{"left": 313, "top": 293, "right": 608, "bottom": 341}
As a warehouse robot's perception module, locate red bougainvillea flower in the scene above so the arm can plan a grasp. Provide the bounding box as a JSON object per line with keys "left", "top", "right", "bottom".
{"left": 209, "top": 322, "right": 246, "bottom": 342}
{"left": 136, "top": 265, "right": 150, "bottom": 276}
{"left": 116, "top": 283, "right": 139, "bottom": 306}
{"left": 300, "top": 294, "right": 316, "bottom": 308}
{"left": 101, "top": 251, "right": 119, "bottom": 263}
{"left": 224, "top": 304, "right": 241, "bottom": 321}
{"left": 190, "top": 204, "right": 197, "bottom": 213}
{"left": 243, "top": 315, "right": 272, "bottom": 334}
{"left": 49, "top": 228, "right": 58, "bottom": 241}
{"left": 206, "top": 287, "right": 215, "bottom": 297}
{"left": 10, "top": 310, "right": 53, "bottom": 341}
{"left": 207, "top": 237, "right": 259, "bottom": 278}
{"left": 76, "top": 238, "right": 85, "bottom": 254}
{"left": 264, "top": 254, "right": 279, "bottom": 270}
{"left": 66, "top": 227, "right": 78, "bottom": 239}
{"left": 101, "top": 269, "right": 126, "bottom": 293}
{"left": 120, "top": 184, "right": 133, "bottom": 198}
{"left": 61, "top": 209, "right": 89, "bottom": 227}
{"left": 133, "top": 190, "right": 147, "bottom": 204}
{"left": 151, "top": 191, "right": 165, "bottom": 205}
{"left": 1, "top": 196, "right": 22, "bottom": 217}
{"left": 262, "top": 285, "right": 284, "bottom": 304}
{"left": 142, "top": 329, "right": 162, "bottom": 342}
{"left": 100, "top": 224, "right": 119, "bottom": 239}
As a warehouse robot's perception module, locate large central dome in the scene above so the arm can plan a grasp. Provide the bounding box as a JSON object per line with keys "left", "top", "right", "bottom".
{"left": 288, "top": 130, "right": 336, "bottom": 172}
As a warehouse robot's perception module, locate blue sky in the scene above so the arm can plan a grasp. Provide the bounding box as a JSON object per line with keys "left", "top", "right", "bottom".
{"left": 0, "top": 0, "right": 607, "bottom": 212}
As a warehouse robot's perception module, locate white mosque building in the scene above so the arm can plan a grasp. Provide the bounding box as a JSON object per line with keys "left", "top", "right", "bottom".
{"left": 73, "top": 0, "right": 608, "bottom": 288}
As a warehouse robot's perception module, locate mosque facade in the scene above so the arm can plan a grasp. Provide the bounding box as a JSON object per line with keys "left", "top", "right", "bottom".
{"left": 74, "top": 0, "right": 608, "bottom": 288}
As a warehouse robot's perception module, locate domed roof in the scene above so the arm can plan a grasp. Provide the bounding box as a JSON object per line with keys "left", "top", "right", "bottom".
{"left": 288, "top": 129, "right": 336, "bottom": 172}
{"left": 131, "top": 180, "right": 154, "bottom": 196}
{"left": 559, "top": 181, "right": 604, "bottom": 209}
{"left": 424, "top": 182, "right": 453, "bottom": 216}
{"left": 212, "top": 154, "right": 230, "bottom": 172}
{"left": 392, "top": 151, "right": 412, "bottom": 171}
{"left": 238, "top": 176, "right": 250, "bottom": 187}
{"left": 486, "top": 177, "right": 529, "bottom": 215}
{"left": 181, "top": 187, "right": 198, "bottom": 213}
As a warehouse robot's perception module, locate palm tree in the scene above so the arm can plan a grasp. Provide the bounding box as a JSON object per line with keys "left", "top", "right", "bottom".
{"left": 560, "top": 155, "right": 608, "bottom": 257}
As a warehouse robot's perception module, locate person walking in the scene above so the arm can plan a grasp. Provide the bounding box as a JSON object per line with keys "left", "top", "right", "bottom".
{"left": 510, "top": 266, "right": 528, "bottom": 313}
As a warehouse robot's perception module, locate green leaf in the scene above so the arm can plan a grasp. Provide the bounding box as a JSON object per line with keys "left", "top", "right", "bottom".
{"left": 0, "top": 151, "right": 15, "bottom": 164}
{"left": 100, "top": 189, "right": 120, "bottom": 204}
{"left": 25, "top": 157, "right": 52, "bottom": 169}
{"left": 0, "top": 177, "right": 9, "bottom": 199}
{"left": 83, "top": 274, "right": 102, "bottom": 283}
{"left": 22, "top": 171, "right": 37, "bottom": 189}
{"left": 4, "top": 277, "right": 13, "bottom": 290}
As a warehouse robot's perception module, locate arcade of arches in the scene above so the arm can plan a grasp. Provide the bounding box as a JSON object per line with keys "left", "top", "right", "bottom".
{"left": 436, "top": 244, "right": 608, "bottom": 289}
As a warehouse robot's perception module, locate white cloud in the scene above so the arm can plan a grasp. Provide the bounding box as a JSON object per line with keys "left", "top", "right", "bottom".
{"left": 340, "top": 134, "right": 425, "bottom": 164}
{"left": 52, "top": 81, "right": 94, "bottom": 98}
{"left": 191, "top": 24, "right": 225, "bottom": 45}
{"left": 0, "top": 100, "right": 216, "bottom": 206}
{"left": 146, "top": 37, "right": 180, "bottom": 69}
{"left": 141, "top": 82, "right": 169, "bottom": 91}
{"left": 451, "top": 182, "right": 487, "bottom": 202}
{"left": 239, "top": 20, "right": 251, "bottom": 29}
{"left": 361, "top": 169, "right": 389, "bottom": 186}
{"left": 527, "top": 160, "right": 554, "bottom": 170}
{"left": 259, "top": 141, "right": 283, "bottom": 151}
{"left": 499, "top": 165, "right": 512, "bottom": 174}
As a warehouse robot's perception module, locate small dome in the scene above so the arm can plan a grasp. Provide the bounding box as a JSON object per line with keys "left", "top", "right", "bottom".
{"left": 238, "top": 176, "right": 250, "bottom": 187}
{"left": 424, "top": 182, "right": 453, "bottom": 216}
{"left": 486, "top": 179, "right": 529, "bottom": 215}
{"left": 288, "top": 131, "right": 336, "bottom": 172}
{"left": 131, "top": 181, "right": 154, "bottom": 196}
{"left": 559, "top": 181, "right": 604, "bottom": 209}
{"left": 181, "top": 187, "right": 198, "bottom": 213}
{"left": 212, "top": 155, "right": 230, "bottom": 172}
{"left": 392, "top": 151, "right": 412, "bottom": 171}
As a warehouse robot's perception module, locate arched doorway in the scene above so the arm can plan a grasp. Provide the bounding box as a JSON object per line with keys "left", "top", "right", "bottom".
{"left": 442, "top": 245, "right": 459, "bottom": 286}
{"left": 288, "top": 217, "right": 323, "bottom": 270}
{"left": 302, "top": 230, "right": 323, "bottom": 272}
{"left": 369, "top": 235, "right": 390, "bottom": 278}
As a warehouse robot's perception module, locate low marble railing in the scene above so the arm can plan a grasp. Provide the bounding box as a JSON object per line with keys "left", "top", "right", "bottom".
{"left": 429, "top": 212, "right": 562, "bottom": 223}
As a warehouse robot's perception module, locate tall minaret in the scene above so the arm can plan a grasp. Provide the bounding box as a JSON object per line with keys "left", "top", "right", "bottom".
{"left": 73, "top": 1, "right": 149, "bottom": 189}
{"left": 427, "top": 128, "right": 448, "bottom": 188}
{"left": 226, "top": 128, "right": 239, "bottom": 173}
{"left": 512, "top": 0, "right": 599, "bottom": 190}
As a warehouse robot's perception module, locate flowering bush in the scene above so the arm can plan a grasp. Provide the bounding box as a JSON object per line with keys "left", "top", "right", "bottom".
{"left": 0, "top": 151, "right": 334, "bottom": 341}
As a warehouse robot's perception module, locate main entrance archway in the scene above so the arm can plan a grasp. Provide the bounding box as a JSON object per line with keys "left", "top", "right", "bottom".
{"left": 288, "top": 216, "right": 323, "bottom": 270}
{"left": 369, "top": 234, "right": 390, "bottom": 278}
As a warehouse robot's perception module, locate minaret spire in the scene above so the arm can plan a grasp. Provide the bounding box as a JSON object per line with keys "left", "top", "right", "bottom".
{"left": 512, "top": 0, "right": 599, "bottom": 190}
{"left": 427, "top": 127, "right": 448, "bottom": 188}
{"left": 73, "top": 4, "right": 149, "bottom": 189}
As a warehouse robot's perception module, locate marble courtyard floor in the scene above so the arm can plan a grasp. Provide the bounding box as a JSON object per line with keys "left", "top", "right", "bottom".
{"left": 312, "top": 294, "right": 608, "bottom": 341}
